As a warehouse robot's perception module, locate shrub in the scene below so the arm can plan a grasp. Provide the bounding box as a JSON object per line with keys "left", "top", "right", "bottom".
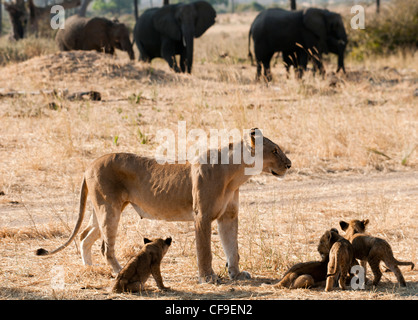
{"left": 347, "top": 0, "right": 418, "bottom": 60}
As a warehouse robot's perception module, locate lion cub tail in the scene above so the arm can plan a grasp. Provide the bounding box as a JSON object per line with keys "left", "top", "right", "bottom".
{"left": 36, "top": 177, "right": 88, "bottom": 256}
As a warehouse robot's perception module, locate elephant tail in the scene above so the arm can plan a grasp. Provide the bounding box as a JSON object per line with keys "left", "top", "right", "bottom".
{"left": 248, "top": 29, "right": 254, "bottom": 66}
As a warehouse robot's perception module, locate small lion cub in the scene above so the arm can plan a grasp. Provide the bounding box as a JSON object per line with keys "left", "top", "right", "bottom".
{"left": 318, "top": 228, "right": 355, "bottom": 291}
{"left": 340, "top": 219, "right": 414, "bottom": 287}
{"left": 112, "top": 237, "right": 172, "bottom": 293}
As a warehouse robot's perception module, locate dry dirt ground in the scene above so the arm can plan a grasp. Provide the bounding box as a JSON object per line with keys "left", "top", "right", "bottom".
{"left": 0, "top": 13, "right": 417, "bottom": 300}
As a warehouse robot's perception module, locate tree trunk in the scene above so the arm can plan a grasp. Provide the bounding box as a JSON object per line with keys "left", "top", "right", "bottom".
{"left": 5, "top": 0, "right": 82, "bottom": 40}
{"left": 163, "top": 0, "right": 169, "bottom": 5}
{"left": 290, "top": 0, "right": 296, "bottom": 11}
{"left": 134, "top": 0, "right": 138, "bottom": 20}
{"left": 376, "top": 0, "right": 380, "bottom": 14}
{"left": 0, "top": 0, "right": 3, "bottom": 36}
{"left": 78, "top": 0, "right": 92, "bottom": 17}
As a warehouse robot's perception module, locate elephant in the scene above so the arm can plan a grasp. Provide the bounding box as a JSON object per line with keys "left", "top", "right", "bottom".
{"left": 56, "top": 15, "right": 135, "bottom": 60}
{"left": 133, "top": 1, "right": 216, "bottom": 73}
{"left": 248, "top": 8, "right": 347, "bottom": 81}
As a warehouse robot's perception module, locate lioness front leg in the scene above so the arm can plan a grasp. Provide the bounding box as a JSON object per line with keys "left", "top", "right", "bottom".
{"left": 217, "top": 194, "right": 251, "bottom": 280}
{"left": 194, "top": 213, "right": 217, "bottom": 283}
{"left": 218, "top": 215, "right": 251, "bottom": 280}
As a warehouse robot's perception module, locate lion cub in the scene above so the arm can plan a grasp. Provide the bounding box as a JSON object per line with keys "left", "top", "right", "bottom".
{"left": 318, "top": 228, "right": 355, "bottom": 291}
{"left": 340, "top": 219, "right": 414, "bottom": 287}
{"left": 276, "top": 258, "right": 329, "bottom": 289}
{"left": 112, "top": 237, "right": 172, "bottom": 293}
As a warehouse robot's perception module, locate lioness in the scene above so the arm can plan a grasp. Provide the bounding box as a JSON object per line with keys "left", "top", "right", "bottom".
{"left": 318, "top": 228, "right": 355, "bottom": 291}
{"left": 36, "top": 128, "right": 291, "bottom": 283}
{"left": 340, "top": 219, "right": 415, "bottom": 287}
{"left": 112, "top": 237, "right": 172, "bottom": 293}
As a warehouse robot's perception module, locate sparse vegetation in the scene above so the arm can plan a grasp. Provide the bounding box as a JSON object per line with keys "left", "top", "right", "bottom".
{"left": 0, "top": 10, "right": 416, "bottom": 300}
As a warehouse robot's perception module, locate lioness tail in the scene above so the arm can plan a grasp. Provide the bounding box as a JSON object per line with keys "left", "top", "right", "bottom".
{"left": 36, "top": 177, "right": 88, "bottom": 256}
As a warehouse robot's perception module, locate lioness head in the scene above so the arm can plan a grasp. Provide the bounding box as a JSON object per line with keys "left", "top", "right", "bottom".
{"left": 250, "top": 128, "right": 291, "bottom": 178}
{"left": 339, "top": 219, "right": 369, "bottom": 238}
{"left": 317, "top": 228, "right": 339, "bottom": 260}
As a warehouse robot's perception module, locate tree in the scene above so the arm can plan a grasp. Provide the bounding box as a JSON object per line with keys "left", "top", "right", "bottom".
{"left": 5, "top": 0, "right": 82, "bottom": 40}
{"left": 134, "top": 0, "right": 139, "bottom": 20}
{"left": 290, "top": 0, "right": 296, "bottom": 11}
{"left": 79, "top": 0, "right": 92, "bottom": 16}
{"left": 163, "top": 0, "right": 169, "bottom": 5}
{"left": 376, "top": 0, "right": 380, "bottom": 14}
{"left": 92, "top": 0, "right": 132, "bottom": 15}
{"left": 0, "top": 0, "right": 3, "bottom": 35}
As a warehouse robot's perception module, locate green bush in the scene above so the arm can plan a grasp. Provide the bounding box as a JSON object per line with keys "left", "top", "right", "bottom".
{"left": 235, "top": 1, "right": 265, "bottom": 13}
{"left": 347, "top": 0, "right": 418, "bottom": 60}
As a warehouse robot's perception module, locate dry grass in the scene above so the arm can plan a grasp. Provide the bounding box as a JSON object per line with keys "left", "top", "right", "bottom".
{"left": 0, "top": 13, "right": 417, "bottom": 300}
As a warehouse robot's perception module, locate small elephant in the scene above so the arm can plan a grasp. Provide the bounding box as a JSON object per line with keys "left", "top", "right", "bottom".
{"left": 56, "top": 15, "right": 134, "bottom": 60}
{"left": 248, "top": 8, "right": 347, "bottom": 81}
{"left": 134, "top": 1, "right": 216, "bottom": 73}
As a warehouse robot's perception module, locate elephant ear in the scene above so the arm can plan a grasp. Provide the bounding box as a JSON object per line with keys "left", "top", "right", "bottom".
{"left": 192, "top": 1, "right": 216, "bottom": 38}
{"left": 303, "top": 8, "right": 329, "bottom": 54}
{"left": 153, "top": 5, "right": 181, "bottom": 41}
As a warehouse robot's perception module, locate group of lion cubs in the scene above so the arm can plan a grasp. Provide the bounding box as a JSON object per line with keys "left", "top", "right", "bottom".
{"left": 112, "top": 219, "right": 414, "bottom": 293}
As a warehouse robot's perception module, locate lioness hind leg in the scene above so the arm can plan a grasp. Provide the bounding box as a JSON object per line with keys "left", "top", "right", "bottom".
{"left": 95, "top": 204, "right": 123, "bottom": 274}
{"left": 80, "top": 212, "right": 101, "bottom": 266}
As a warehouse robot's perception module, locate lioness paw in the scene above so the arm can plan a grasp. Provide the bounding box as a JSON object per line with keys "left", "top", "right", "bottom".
{"left": 233, "top": 271, "right": 251, "bottom": 280}
{"left": 198, "top": 274, "right": 219, "bottom": 284}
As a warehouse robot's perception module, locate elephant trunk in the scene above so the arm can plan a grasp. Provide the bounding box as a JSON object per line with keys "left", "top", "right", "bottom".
{"left": 336, "top": 40, "right": 346, "bottom": 73}
{"left": 182, "top": 24, "right": 194, "bottom": 73}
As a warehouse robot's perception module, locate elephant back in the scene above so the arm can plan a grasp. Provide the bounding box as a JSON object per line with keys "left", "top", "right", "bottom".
{"left": 56, "top": 15, "right": 89, "bottom": 51}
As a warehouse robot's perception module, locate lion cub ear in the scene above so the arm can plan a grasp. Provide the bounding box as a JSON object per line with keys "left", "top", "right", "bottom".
{"left": 144, "top": 238, "right": 152, "bottom": 244}
{"left": 339, "top": 221, "right": 349, "bottom": 231}
{"left": 165, "top": 237, "right": 172, "bottom": 246}
{"left": 330, "top": 228, "right": 339, "bottom": 234}
{"left": 362, "top": 219, "right": 370, "bottom": 227}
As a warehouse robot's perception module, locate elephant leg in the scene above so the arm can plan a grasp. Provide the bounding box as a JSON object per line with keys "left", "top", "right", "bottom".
{"left": 262, "top": 58, "right": 273, "bottom": 82}
{"left": 161, "top": 39, "right": 180, "bottom": 72}
{"left": 180, "top": 52, "right": 187, "bottom": 73}
{"left": 137, "top": 41, "right": 151, "bottom": 62}
{"left": 256, "top": 61, "right": 262, "bottom": 80}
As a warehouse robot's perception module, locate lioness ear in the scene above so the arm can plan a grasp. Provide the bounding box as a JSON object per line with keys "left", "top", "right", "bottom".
{"left": 165, "top": 237, "right": 172, "bottom": 246}
{"left": 249, "top": 128, "right": 262, "bottom": 148}
{"left": 362, "top": 219, "right": 369, "bottom": 227}
{"left": 339, "top": 221, "right": 348, "bottom": 231}
{"left": 144, "top": 238, "right": 152, "bottom": 244}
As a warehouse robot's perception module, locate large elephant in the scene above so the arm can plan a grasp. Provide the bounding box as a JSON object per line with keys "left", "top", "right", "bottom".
{"left": 248, "top": 8, "right": 347, "bottom": 81}
{"left": 56, "top": 15, "right": 135, "bottom": 60}
{"left": 133, "top": 1, "right": 216, "bottom": 73}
